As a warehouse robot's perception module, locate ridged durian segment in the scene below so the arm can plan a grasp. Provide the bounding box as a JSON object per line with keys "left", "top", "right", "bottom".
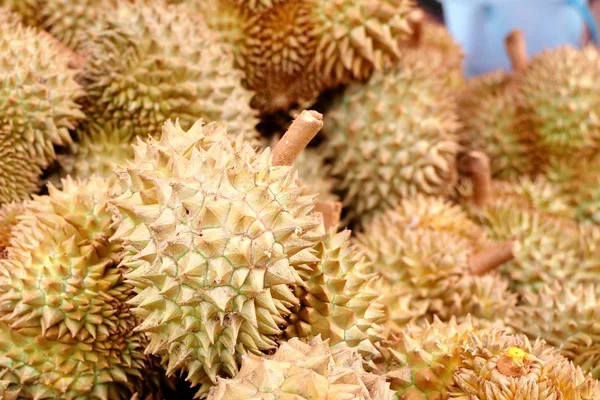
{"left": 0, "top": 21, "right": 85, "bottom": 204}
{"left": 374, "top": 317, "right": 473, "bottom": 399}
{"left": 511, "top": 282, "right": 600, "bottom": 379}
{"left": 109, "top": 120, "right": 324, "bottom": 394}
{"left": 81, "top": 0, "right": 258, "bottom": 141}
{"left": 457, "top": 72, "right": 538, "bottom": 178}
{"left": 0, "top": 0, "right": 38, "bottom": 26}
{"left": 208, "top": 336, "right": 393, "bottom": 400}
{"left": 58, "top": 122, "right": 135, "bottom": 183}
{"left": 324, "top": 55, "right": 460, "bottom": 225}
{"left": 516, "top": 45, "right": 600, "bottom": 156}
{"left": 449, "top": 329, "right": 600, "bottom": 399}
{"left": 0, "top": 202, "right": 23, "bottom": 256}
{"left": 295, "top": 149, "right": 339, "bottom": 202}
{"left": 285, "top": 229, "right": 386, "bottom": 360}
{"left": 432, "top": 273, "right": 517, "bottom": 325}
{"left": 465, "top": 178, "right": 594, "bottom": 291}
{"left": 0, "top": 177, "right": 160, "bottom": 399}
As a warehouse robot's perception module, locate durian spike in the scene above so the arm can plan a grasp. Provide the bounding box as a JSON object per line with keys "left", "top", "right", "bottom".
{"left": 465, "top": 151, "right": 492, "bottom": 208}
{"left": 505, "top": 30, "right": 529, "bottom": 72}
{"left": 469, "top": 239, "right": 519, "bottom": 275}
{"left": 38, "top": 30, "right": 86, "bottom": 70}
{"left": 272, "top": 110, "right": 323, "bottom": 166}
{"left": 314, "top": 200, "right": 342, "bottom": 230}
{"left": 407, "top": 8, "right": 425, "bottom": 47}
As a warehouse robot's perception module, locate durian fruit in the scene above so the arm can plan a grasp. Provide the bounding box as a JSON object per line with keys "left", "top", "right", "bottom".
{"left": 80, "top": 0, "right": 258, "bottom": 143}
{"left": 373, "top": 316, "right": 473, "bottom": 399}
{"left": 59, "top": 122, "right": 136, "bottom": 182}
{"left": 0, "top": 202, "right": 23, "bottom": 257}
{"left": 0, "top": 19, "right": 85, "bottom": 204}
{"left": 0, "top": 176, "right": 163, "bottom": 399}
{"left": 108, "top": 115, "right": 324, "bottom": 396}
{"left": 207, "top": 336, "right": 393, "bottom": 400}
{"left": 514, "top": 44, "right": 600, "bottom": 157}
{"left": 324, "top": 53, "right": 460, "bottom": 225}
{"left": 354, "top": 195, "right": 516, "bottom": 329}
{"left": 0, "top": 0, "right": 38, "bottom": 26}
{"left": 294, "top": 148, "right": 339, "bottom": 202}
{"left": 449, "top": 328, "right": 600, "bottom": 399}
{"left": 510, "top": 282, "right": 600, "bottom": 379}
{"left": 201, "top": 0, "right": 416, "bottom": 113}
{"left": 284, "top": 229, "right": 386, "bottom": 361}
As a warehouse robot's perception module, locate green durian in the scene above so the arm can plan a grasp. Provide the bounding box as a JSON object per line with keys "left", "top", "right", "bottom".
{"left": 0, "top": 176, "right": 163, "bottom": 399}
{"left": 208, "top": 336, "right": 393, "bottom": 400}
{"left": 324, "top": 52, "right": 460, "bottom": 225}
{"left": 80, "top": 0, "right": 258, "bottom": 141}
{"left": 108, "top": 119, "right": 324, "bottom": 396}
{"left": 511, "top": 282, "right": 600, "bottom": 379}
{"left": 284, "top": 229, "right": 386, "bottom": 360}
{"left": 0, "top": 19, "right": 84, "bottom": 204}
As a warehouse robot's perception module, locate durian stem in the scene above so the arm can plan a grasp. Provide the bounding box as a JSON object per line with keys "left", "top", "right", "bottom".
{"left": 465, "top": 151, "right": 491, "bottom": 208}
{"left": 469, "top": 239, "right": 518, "bottom": 275}
{"left": 272, "top": 110, "right": 323, "bottom": 166}
{"left": 39, "top": 31, "right": 86, "bottom": 69}
{"left": 407, "top": 8, "right": 425, "bottom": 47}
{"left": 314, "top": 201, "right": 342, "bottom": 231}
{"left": 505, "top": 30, "right": 529, "bottom": 72}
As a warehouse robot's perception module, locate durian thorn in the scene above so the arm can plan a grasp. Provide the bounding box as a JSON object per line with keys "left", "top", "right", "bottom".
{"left": 39, "top": 30, "right": 87, "bottom": 70}
{"left": 314, "top": 201, "right": 342, "bottom": 231}
{"left": 407, "top": 8, "right": 425, "bottom": 47}
{"left": 468, "top": 239, "right": 518, "bottom": 275}
{"left": 272, "top": 110, "right": 323, "bottom": 166}
{"left": 505, "top": 29, "right": 529, "bottom": 72}
{"left": 465, "top": 151, "right": 491, "bottom": 208}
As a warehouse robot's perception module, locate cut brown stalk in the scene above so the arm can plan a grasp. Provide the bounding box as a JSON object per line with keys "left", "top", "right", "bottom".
{"left": 39, "top": 31, "right": 87, "bottom": 70}
{"left": 407, "top": 8, "right": 425, "bottom": 47}
{"left": 272, "top": 110, "right": 323, "bottom": 166}
{"left": 505, "top": 30, "right": 529, "bottom": 73}
{"left": 465, "top": 151, "right": 491, "bottom": 208}
{"left": 314, "top": 201, "right": 342, "bottom": 231}
{"left": 469, "top": 239, "right": 518, "bottom": 275}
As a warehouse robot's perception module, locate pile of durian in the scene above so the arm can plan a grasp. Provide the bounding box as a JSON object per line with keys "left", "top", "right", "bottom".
{"left": 2, "top": 1, "right": 600, "bottom": 399}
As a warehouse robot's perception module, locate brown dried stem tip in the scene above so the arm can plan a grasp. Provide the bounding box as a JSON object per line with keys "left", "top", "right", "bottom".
{"left": 469, "top": 239, "right": 518, "bottom": 275}
{"left": 505, "top": 30, "right": 529, "bottom": 72}
{"left": 272, "top": 110, "right": 324, "bottom": 166}
{"left": 407, "top": 8, "right": 425, "bottom": 47}
{"left": 465, "top": 151, "right": 491, "bottom": 208}
{"left": 314, "top": 201, "right": 343, "bottom": 231}
{"left": 40, "top": 30, "right": 87, "bottom": 70}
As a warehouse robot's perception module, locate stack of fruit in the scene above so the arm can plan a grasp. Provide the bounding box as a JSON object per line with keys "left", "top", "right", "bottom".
{"left": 1, "top": 1, "right": 600, "bottom": 399}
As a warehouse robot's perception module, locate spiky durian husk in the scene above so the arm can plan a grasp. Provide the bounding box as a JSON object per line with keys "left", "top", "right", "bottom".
{"left": 456, "top": 72, "right": 539, "bottom": 178}
{"left": 464, "top": 178, "right": 596, "bottom": 291}
{"left": 284, "top": 229, "right": 386, "bottom": 360}
{"left": 324, "top": 55, "right": 460, "bottom": 225}
{"left": 58, "top": 122, "right": 135, "bottom": 182}
{"left": 515, "top": 45, "right": 600, "bottom": 157}
{"left": 0, "top": 202, "right": 23, "bottom": 256}
{"left": 109, "top": 119, "right": 324, "bottom": 395}
{"left": 295, "top": 149, "right": 339, "bottom": 202}
{"left": 511, "top": 282, "right": 600, "bottom": 379}
{"left": 449, "top": 328, "right": 600, "bottom": 399}
{"left": 0, "top": 0, "right": 38, "bottom": 26}
{"left": 0, "top": 20, "right": 84, "bottom": 204}
{"left": 0, "top": 176, "right": 162, "bottom": 399}
{"left": 81, "top": 0, "right": 258, "bottom": 142}
{"left": 208, "top": 336, "right": 393, "bottom": 400}
{"left": 373, "top": 317, "right": 473, "bottom": 399}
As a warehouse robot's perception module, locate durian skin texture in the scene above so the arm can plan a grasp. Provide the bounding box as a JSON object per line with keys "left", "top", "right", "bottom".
{"left": 324, "top": 53, "right": 460, "bottom": 225}
{"left": 284, "top": 229, "right": 387, "bottom": 360}
{"left": 511, "top": 282, "right": 600, "bottom": 379}
{"left": 0, "top": 19, "right": 84, "bottom": 205}
{"left": 516, "top": 45, "right": 600, "bottom": 157}
{"left": 208, "top": 336, "right": 393, "bottom": 400}
{"left": 0, "top": 177, "right": 160, "bottom": 399}
{"left": 81, "top": 0, "right": 258, "bottom": 142}
{"left": 109, "top": 120, "right": 324, "bottom": 396}
{"left": 0, "top": 0, "right": 39, "bottom": 26}
{"left": 0, "top": 202, "right": 23, "bottom": 257}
